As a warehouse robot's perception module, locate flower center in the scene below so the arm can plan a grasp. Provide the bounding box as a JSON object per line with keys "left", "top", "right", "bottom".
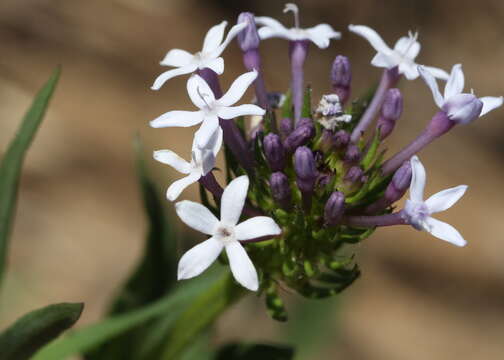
{"left": 214, "top": 224, "right": 235, "bottom": 244}
{"left": 404, "top": 200, "right": 430, "bottom": 230}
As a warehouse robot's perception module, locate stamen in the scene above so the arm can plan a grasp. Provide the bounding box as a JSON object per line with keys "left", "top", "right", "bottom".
{"left": 403, "top": 30, "right": 419, "bottom": 57}
{"left": 283, "top": 3, "right": 300, "bottom": 29}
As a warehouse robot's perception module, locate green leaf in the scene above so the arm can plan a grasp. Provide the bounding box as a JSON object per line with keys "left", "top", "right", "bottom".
{"left": 0, "top": 302, "right": 83, "bottom": 360}
{"left": 361, "top": 129, "right": 381, "bottom": 171}
{"left": 84, "top": 137, "right": 178, "bottom": 359}
{"left": 216, "top": 343, "right": 295, "bottom": 360}
{"left": 301, "top": 86, "right": 312, "bottom": 118}
{"left": 32, "top": 266, "right": 226, "bottom": 360}
{"left": 0, "top": 67, "right": 60, "bottom": 283}
{"left": 281, "top": 90, "right": 293, "bottom": 119}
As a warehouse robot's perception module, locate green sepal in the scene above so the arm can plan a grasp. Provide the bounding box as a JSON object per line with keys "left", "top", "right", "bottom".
{"left": 361, "top": 129, "right": 381, "bottom": 171}
{"left": 301, "top": 86, "right": 312, "bottom": 118}
{"left": 281, "top": 90, "right": 293, "bottom": 119}
{"left": 265, "top": 285, "right": 288, "bottom": 322}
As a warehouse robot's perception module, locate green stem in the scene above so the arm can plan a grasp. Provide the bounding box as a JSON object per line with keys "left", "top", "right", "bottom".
{"left": 161, "top": 271, "right": 246, "bottom": 360}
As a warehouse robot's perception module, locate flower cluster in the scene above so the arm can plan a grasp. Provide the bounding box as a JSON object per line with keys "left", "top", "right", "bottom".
{"left": 149, "top": 3, "right": 502, "bottom": 319}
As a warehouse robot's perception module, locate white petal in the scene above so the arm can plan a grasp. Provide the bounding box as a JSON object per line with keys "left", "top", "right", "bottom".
{"left": 220, "top": 175, "right": 249, "bottom": 226}
{"left": 479, "top": 96, "right": 504, "bottom": 117}
{"left": 160, "top": 49, "right": 195, "bottom": 67}
{"left": 175, "top": 200, "right": 219, "bottom": 235}
{"left": 167, "top": 172, "right": 201, "bottom": 201}
{"left": 218, "top": 104, "right": 265, "bottom": 119}
{"left": 255, "top": 16, "right": 287, "bottom": 31}
{"left": 444, "top": 64, "right": 464, "bottom": 99}
{"left": 195, "top": 116, "right": 220, "bottom": 149}
{"left": 423, "top": 217, "right": 467, "bottom": 247}
{"left": 422, "top": 66, "right": 450, "bottom": 80}
{"left": 399, "top": 61, "right": 420, "bottom": 80}
{"left": 209, "top": 22, "right": 247, "bottom": 58}
{"left": 211, "top": 127, "right": 223, "bottom": 156}
{"left": 203, "top": 57, "right": 224, "bottom": 75}
{"left": 348, "top": 25, "right": 392, "bottom": 55}
{"left": 255, "top": 17, "right": 291, "bottom": 40}
{"left": 393, "top": 36, "right": 420, "bottom": 59}
{"left": 151, "top": 64, "right": 197, "bottom": 90}
{"left": 425, "top": 185, "right": 468, "bottom": 214}
{"left": 409, "top": 155, "right": 426, "bottom": 202}
{"left": 371, "top": 53, "right": 396, "bottom": 68}
{"left": 305, "top": 24, "right": 341, "bottom": 49}
{"left": 150, "top": 110, "right": 204, "bottom": 128}
{"left": 218, "top": 70, "right": 258, "bottom": 107}
{"left": 225, "top": 241, "right": 258, "bottom": 291}
{"left": 418, "top": 66, "right": 444, "bottom": 108}
{"left": 202, "top": 21, "right": 227, "bottom": 54}
{"left": 235, "top": 216, "right": 282, "bottom": 241}
{"left": 153, "top": 150, "right": 191, "bottom": 174}
{"left": 187, "top": 74, "right": 216, "bottom": 109}
{"left": 177, "top": 237, "right": 224, "bottom": 280}
{"left": 198, "top": 148, "right": 216, "bottom": 176}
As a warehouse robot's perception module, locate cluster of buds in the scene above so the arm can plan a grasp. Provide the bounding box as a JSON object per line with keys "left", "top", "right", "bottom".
{"left": 149, "top": 3, "right": 502, "bottom": 319}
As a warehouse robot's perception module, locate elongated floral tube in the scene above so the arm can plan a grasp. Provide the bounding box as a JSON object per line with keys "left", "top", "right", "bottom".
{"left": 331, "top": 55, "right": 352, "bottom": 104}
{"left": 199, "top": 172, "right": 224, "bottom": 199}
{"left": 290, "top": 40, "right": 309, "bottom": 123}
{"left": 344, "top": 211, "right": 407, "bottom": 227}
{"left": 196, "top": 68, "right": 254, "bottom": 173}
{"left": 381, "top": 110, "right": 455, "bottom": 175}
{"left": 237, "top": 12, "right": 269, "bottom": 109}
{"left": 350, "top": 67, "right": 400, "bottom": 143}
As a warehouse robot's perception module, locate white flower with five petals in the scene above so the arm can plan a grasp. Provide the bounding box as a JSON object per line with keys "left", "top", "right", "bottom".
{"left": 401, "top": 156, "right": 467, "bottom": 247}
{"left": 419, "top": 64, "right": 503, "bottom": 124}
{"left": 255, "top": 3, "right": 340, "bottom": 49}
{"left": 151, "top": 21, "right": 247, "bottom": 90}
{"left": 150, "top": 70, "right": 265, "bottom": 149}
{"left": 175, "top": 176, "right": 282, "bottom": 291}
{"left": 154, "top": 128, "right": 222, "bottom": 201}
{"left": 348, "top": 25, "right": 448, "bottom": 80}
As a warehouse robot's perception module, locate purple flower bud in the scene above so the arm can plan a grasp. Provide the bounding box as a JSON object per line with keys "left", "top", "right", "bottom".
{"left": 345, "top": 166, "right": 363, "bottom": 183}
{"left": 317, "top": 173, "right": 333, "bottom": 188}
{"left": 319, "top": 129, "right": 334, "bottom": 152}
{"left": 280, "top": 118, "right": 293, "bottom": 138}
{"left": 294, "top": 146, "right": 318, "bottom": 193}
{"left": 324, "top": 191, "right": 345, "bottom": 225}
{"left": 237, "top": 12, "right": 260, "bottom": 52}
{"left": 442, "top": 93, "right": 483, "bottom": 124}
{"left": 263, "top": 133, "right": 285, "bottom": 171}
{"left": 284, "top": 122, "right": 315, "bottom": 153}
{"left": 377, "top": 88, "right": 403, "bottom": 140}
{"left": 390, "top": 160, "right": 412, "bottom": 192}
{"left": 331, "top": 55, "right": 352, "bottom": 104}
{"left": 295, "top": 117, "right": 313, "bottom": 129}
{"left": 270, "top": 171, "right": 291, "bottom": 209}
{"left": 344, "top": 144, "right": 361, "bottom": 163}
{"left": 333, "top": 130, "right": 350, "bottom": 149}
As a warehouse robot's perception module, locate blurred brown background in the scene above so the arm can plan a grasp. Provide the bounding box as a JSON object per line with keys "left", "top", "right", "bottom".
{"left": 1, "top": 0, "right": 503, "bottom": 359}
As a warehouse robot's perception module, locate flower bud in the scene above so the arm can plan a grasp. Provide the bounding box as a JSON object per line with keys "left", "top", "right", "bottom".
{"left": 263, "top": 133, "right": 285, "bottom": 171}
{"left": 317, "top": 173, "right": 333, "bottom": 188}
{"left": 284, "top": 122, "right": 315, "bottom": 153}
{"left": 333, "top": 130, "right": 350, "bottom": 149}
{"left": 442, "top": 93, "right": 483, "bottom": 124}
{"left": 344, "top": 144, "right": 361, "bottom": 163}
{"left": 270, "top": 172, "right": 291, "bottom": 209}
{"left": 331, "top": 55, "right": 352, "bottom": 104}
{"left": 344, "top": 166, "right": 363, "bottom": 183}
{"left": 280, "top": 118, "right": 293, "bottom": 138}
{"left": 324, "top": 191, "right": 345, "bottom": 225}
{"left": 377, "top": 88, "right": 403, "bottom": 140}
{"left": 296, "top": 117, "right": 313, "bottom": 129}
{"left": 294, "top": 146, "right": 318, "bottom": 193}
{"left": 237, "top": 12, "right": 260, "bottom": 52}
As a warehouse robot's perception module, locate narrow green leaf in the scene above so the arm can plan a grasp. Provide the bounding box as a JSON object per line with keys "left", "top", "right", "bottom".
{"left": 216, "top": 343, "right": 295, "bottom": 360}
{"left": 0, "top": 67, "right": 60, "bottom": 283}
{"left": 301, "top": 86, "right": 312, "bottom": 118}
{"left": 0, "top": 302, "right": 83, "bottom": 360}
{"left": 361, "top": 129, "right": 381, "bottom": 171}
{"left": 32, "top": 267, "right": 225, "bottom": 360}
{"left": 281, "top": 90, "right": 293, "bottom": 119}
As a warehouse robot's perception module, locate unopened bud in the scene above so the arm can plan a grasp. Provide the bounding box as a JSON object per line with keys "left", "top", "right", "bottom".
{"left": 344, "top": 166, "right": 363, "bottom": 183}
{"left": 284, "top": 122, "right": 315, "bottom": 152}
{"left": 333, "top": 130, "right": 350, "bottom": 149}
{"left": 377, "top": 88, "right": 403, "bottom": 140}
{"left": 296, "top": 117, "right": 313, "bottom": 129}
{"left": 344, "top": 144, "right": 361, "bottom": 163}
{"left": 270, "top": 172, "right": 291, "bottom": 209}
{"left": 331, "top": 55, "right": 352, "bottom": 104}
{"left": 263, "top": 133, "right": 285, "bottom": 171}
{"left": 294, "top": 146, "right": 318, "bottom": 193}
{"left": 443, "top": 93, "right": 483, "bottom": 124}
{"left": 237, "top": 12, "right": 260, "bottom": 52}
{"left": 280, "top": 118, "right": 293, "bottom": 138}
{"left": 324, "top": 191, "right": 345, "bottom": 225}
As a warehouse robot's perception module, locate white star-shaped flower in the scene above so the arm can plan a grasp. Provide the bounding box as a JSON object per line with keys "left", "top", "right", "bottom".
{"left": 401, "top": 156, "right": 467, "bottom": 247}
{"left": 175, "top": 176, "right": 282, "bottom": 291}
{"left": 419, "top": 64, "right": 503, "bottom": 124}
{"left": 150, "top": 70, "right": 265, "bottom": 149}
{"left": 151, "top": 21, "right": 247, "bottom": 90}
{"left": 348, "top": 25, "right": 448, "bottom": 80}
{"left": 255, "top": 3, "right": 340, "bottom": 49}
{"left": 154, "top": 128, "right": 222, "bottom": 201}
